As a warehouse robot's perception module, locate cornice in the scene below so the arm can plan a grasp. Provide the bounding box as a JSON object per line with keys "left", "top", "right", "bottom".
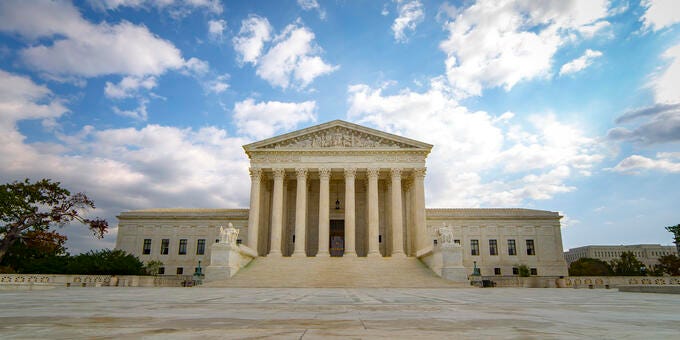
{"left": 426, "top": 208, "right": 562, "bottom": 220}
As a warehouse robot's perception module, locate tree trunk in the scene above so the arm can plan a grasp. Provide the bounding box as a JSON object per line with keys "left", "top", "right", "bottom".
{"left": 0, "top": 235, "right": 16, "bottom": 263}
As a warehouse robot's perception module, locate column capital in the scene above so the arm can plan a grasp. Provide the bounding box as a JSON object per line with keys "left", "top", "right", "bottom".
{"left": 390, "top": 168, "right": 402, "bottom": 179}
{"left": 295, "top": 168, "right": 308, "bottom": 179}
{"left": 249, "top": 168, "right": 262, "bottom": 180}
{"left": 367, "top": 167, "right": 380, "bottom": 179}
{"left": 272, "top": 168, "right": 286, "bottom": 180}
{"left": 318, "top": 168, "right": 331, "bottom": 180}
{"left": 412, "top": 167, "right": 426, "bottom": 179}
{"left": 344, "top": 167, "right": 356, "bottom": 178}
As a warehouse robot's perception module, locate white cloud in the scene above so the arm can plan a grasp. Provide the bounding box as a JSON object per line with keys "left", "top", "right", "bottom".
{"left": 233, "top": 98, "right": 317, "bottom": 140}
{"left": 440, "top": 0, "right": 610, "bottom": 98}
{"left": 233, "top": 16, "right": 273, "bottom": 65}
{"left": 577, "top": 21, "right": 611, "bottom": 38}
{"left": 89, "top": 0, "right": 223, "bottom": 15}
{"left": 206, "top": 74, "right": 230, "bottom": 94}
{"left": 183, "top": 57, "right": 210, "bottom": 76}
{"left": 105, "top": 76, "right": 157, "bottom": 99}
{"left": 252, "top": 22, "right": 338, "bottom": 89}
{"left": 610, "top": 153, "right": 680, "bottom": 173}
{"left": 0, "top": 69, "right": 252, "bottom": 253}
{"left": 208, "top": 19, "right": 227, "bottom": 40}
{"left": 652, "top": 44, "right": 680, "bottom": 104}
{"left": 0, "top": 1, "right": 188, "bottom": 78}
{"left": 347, "top": 78, "right": 603, "bottom": 207}
{"left": 0, "top": 69, "right": 68, "bottom": 124}
{"left": 559, "top": 49, "right": 603, "bottom": 76}
{"left": 113, "top": 99, "right": 149, "bottom": 121}
{"left": 641, "top": 0, "right": 680, "bottom": 31}
{"left": 392, "top": 0, "right": 425, "bottom": 43}
{"left": 297, "top": 0, "right": 326, "bottom": 19}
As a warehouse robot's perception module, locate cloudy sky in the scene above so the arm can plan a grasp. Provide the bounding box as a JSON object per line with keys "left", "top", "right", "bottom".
{"left": 1, "top": 0, "right": 679, "bottom": 254}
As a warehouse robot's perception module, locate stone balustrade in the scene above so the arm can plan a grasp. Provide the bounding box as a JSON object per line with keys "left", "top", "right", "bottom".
{"left": 0, "top": 274, "right": 191, "bottom": 289}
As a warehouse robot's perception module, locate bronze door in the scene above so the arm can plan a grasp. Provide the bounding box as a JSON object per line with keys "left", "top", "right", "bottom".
{"left": 329, "top": 220, "right": 344, "bottom": 257}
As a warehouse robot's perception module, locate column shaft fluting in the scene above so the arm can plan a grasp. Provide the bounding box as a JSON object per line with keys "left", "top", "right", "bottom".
{"left": 247, "top": 168, "right": 262, "bottom": 255}
{"left": 317, "top": 168, "right": 331, "bottom": 256}
{"left": 293, "top": 168, "right": 307, "bottom": 256}
{"left": 390, "top": 168, "right": 405, "bottom": 256}
{"left": 367, "top": 168, "right": 380, "bottom": 257}
{"left": 269, "top": 168, "right": 285, "bottom": 256}
{"left": 344, "top": 168, "right": 356, "bottom": 256}
{"left": 413, "top": 168, "right": 427, "bottom": 253}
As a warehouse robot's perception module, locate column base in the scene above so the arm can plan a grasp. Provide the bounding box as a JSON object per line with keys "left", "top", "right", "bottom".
{"left": 268, "top": 251, "right": 283, "bottom": 257}
{"left": 343, "top": 252, "right": 357, "bottom": 257}
{"left": 291, "top": 251, "right": 307, "bottom": 257}
{"left": 366, "top": 251, "right": 381, "bottom": 258}
{"left": 390, "top": 252, "right": 406, "bottom": 258}
{"left": 316, "top": 251, "right": 330, "bottom": 256}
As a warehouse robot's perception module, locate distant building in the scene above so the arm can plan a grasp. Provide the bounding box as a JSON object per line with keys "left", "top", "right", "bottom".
{"left": 564, "top": 244, "right": 678, "bottom": 268}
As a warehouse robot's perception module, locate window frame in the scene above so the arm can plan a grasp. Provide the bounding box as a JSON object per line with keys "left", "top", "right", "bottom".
{"left": 507, "top": 239, "right": 517, "bottom": 256}
{"left": 489, "top": 239, "right": 498, "bottom": 256}
{"left": 178, "top": 239, "right": 188, "bottom": 255}
{"left": 196, "top": 239, "right": 206, "bottom": 255}
{"left": 470, "top": 239, "right": 480, "bottom": 256}
{"left": 160, "top": 239, "right": 169, "bottom": 255}
{"left": 526, "top": 239, "right": 536, "bottom": 256}
{"left": 142, "top": 239, "right": 152, "bottom": 255}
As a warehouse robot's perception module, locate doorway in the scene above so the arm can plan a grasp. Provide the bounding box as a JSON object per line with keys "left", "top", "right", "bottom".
{"left": 329, "top": 220, "right": 345, "bottom": 257}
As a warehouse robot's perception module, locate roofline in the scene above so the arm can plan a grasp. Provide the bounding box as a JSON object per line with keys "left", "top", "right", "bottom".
{"left": 242, "top": 119, "right": 433, "bottom": 152}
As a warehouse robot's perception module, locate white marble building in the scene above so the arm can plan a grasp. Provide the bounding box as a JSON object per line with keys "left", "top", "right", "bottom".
{"left": 116, "top": 120, "right": 568, "bottom": 279}
{"left": 564, "top": 244, "right": 678, "bottom": 268}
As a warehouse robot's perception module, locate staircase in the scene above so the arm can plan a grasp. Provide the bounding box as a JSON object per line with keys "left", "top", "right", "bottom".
{"left": 203, "top": 256, "right": 467, "bottom": 288}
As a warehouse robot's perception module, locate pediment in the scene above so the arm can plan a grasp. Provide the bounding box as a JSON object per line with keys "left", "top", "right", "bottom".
{"left": 243, "top": 120, "right": 432, "bottom": 152}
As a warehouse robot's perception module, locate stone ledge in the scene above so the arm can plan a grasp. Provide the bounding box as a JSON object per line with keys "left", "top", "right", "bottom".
{"left": 618, "top": 285, "right": 680, "bottom": 294}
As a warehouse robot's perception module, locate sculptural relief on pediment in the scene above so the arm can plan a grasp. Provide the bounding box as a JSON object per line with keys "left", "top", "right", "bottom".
{"left": 260, "top": 126, "right": 416, "bottom": 149}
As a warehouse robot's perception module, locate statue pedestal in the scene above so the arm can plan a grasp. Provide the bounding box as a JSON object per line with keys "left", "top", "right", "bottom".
{"left": 205, "top": 243, "right": 254, "bottom": 282}
{"left": 440, "top": 246, "right": 467, "bottom": 282}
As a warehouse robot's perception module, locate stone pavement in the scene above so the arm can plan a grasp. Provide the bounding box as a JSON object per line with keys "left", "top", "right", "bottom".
{"left": 1, "top": 287, "right": 679, "bottom": 339}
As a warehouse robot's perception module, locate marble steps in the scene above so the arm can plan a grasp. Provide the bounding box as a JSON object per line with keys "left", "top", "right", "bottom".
{"left": 203, "top": 256, "right": 467, "bottom": 288}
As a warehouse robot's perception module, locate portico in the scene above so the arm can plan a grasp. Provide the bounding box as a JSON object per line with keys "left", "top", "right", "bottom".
{"left": 242, "top": 120, "right": 432, "bottom": 258}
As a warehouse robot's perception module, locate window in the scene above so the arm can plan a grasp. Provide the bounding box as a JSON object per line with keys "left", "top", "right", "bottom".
{"left": 142, "top": 239, "right": 151, "bottom": 255}
{"left": 196, "top": 239, "right": 206, "bottom": 255}
{"left": 237, "top": 239, "right": 242, "bottom": 245}
{"left": 526, "top": 239, "right": 536, "bottom": 256}
{"left": 489, "top": 239, "right": 498, "bottom": 256}
{"left": 379, "top": 235, "right": 382, "bottom": 243}
{"left": 215, "top": 239, "right": 219, "bottom": 243}
{"left": 512, "top": 267, "right": 519, "bottom": 275}
{"left": 508, "top": 239, "right": 517, "bottom": 256}
{"left": 454, "top": 239, "right": 460, "bottom": 245}
{"left": 158, "top": 267, "right": 165, "bottom": 275}
{"left": 160, "top": 239, "right": 169, "bottom": 255}
{"left": 530, "top": 268, "right": 537, "bottom": 276}
{"left": 494, "top": 267, "right": 501, "bottom": 275}
{"left": 470, "top": 239, "right": 479, "bottom": 256}
{"left": 176, "top": 267, "right": 183, "bottom": 275}
{"left": 178, "top": 239, "right": 187, "bottom": 255}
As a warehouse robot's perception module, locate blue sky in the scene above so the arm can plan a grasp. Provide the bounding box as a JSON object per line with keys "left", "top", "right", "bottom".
{"left": 1, "top": 0, "right": 679, "bottom": 254}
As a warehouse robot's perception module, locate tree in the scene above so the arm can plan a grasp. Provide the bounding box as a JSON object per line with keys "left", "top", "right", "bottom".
{"left": 665, "top": 224, "right": 680, "bottom": 254}
{"left": 610, "top": 251, "right": 646, "bottom": 276}
{"left": 517, "top": 264, "right": 530, "bottom": 277}
{"left": 568, "top": 258, "right": 613, "bottom": 276}
{"left": 0, "top": 230, "right": 68, "bottom": 272}
{"left": 66, "top": 249, "right": 146, "bottom": 275}
{"left": 0, "top": 179, "right": 108, "bottom": 262}
{"left": 145, "top": 260, "right": 164, "bottom": 275}
{"left": 655, "top": 254, "right": 680, "bottom": 276}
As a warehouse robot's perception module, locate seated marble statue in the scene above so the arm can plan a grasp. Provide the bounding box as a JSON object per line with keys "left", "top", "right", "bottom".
{"left": 219, "top": 223, "right": 239, "bottom": 245}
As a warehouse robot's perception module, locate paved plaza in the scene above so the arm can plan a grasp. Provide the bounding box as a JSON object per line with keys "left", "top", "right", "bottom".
{"left": 1, "top": 287, "right": 679, "bottom": 339}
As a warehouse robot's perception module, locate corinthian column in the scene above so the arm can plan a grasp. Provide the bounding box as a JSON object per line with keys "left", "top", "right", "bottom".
{"left": 293, "top": 168, "right": 308, "bottom": 257}
{"left": 247, "top": 168, "right": 262, "bottom": 255}
{"left": 413, "top": 168, "right": 427, "bottom": 253}
{"left": 269, "top": 168, "right": 285, "bottom": 256}
{"left": 367, "top": 168, "right": 380, "bottom": 257}
{"left": 344, "top": 168, "right": 356, "bottom": 256}
{"left": 317, "top": 168, "right": 331, "bottom": 256}
{"left": 390, "top": 168, "right": 405, "bottom": 257}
